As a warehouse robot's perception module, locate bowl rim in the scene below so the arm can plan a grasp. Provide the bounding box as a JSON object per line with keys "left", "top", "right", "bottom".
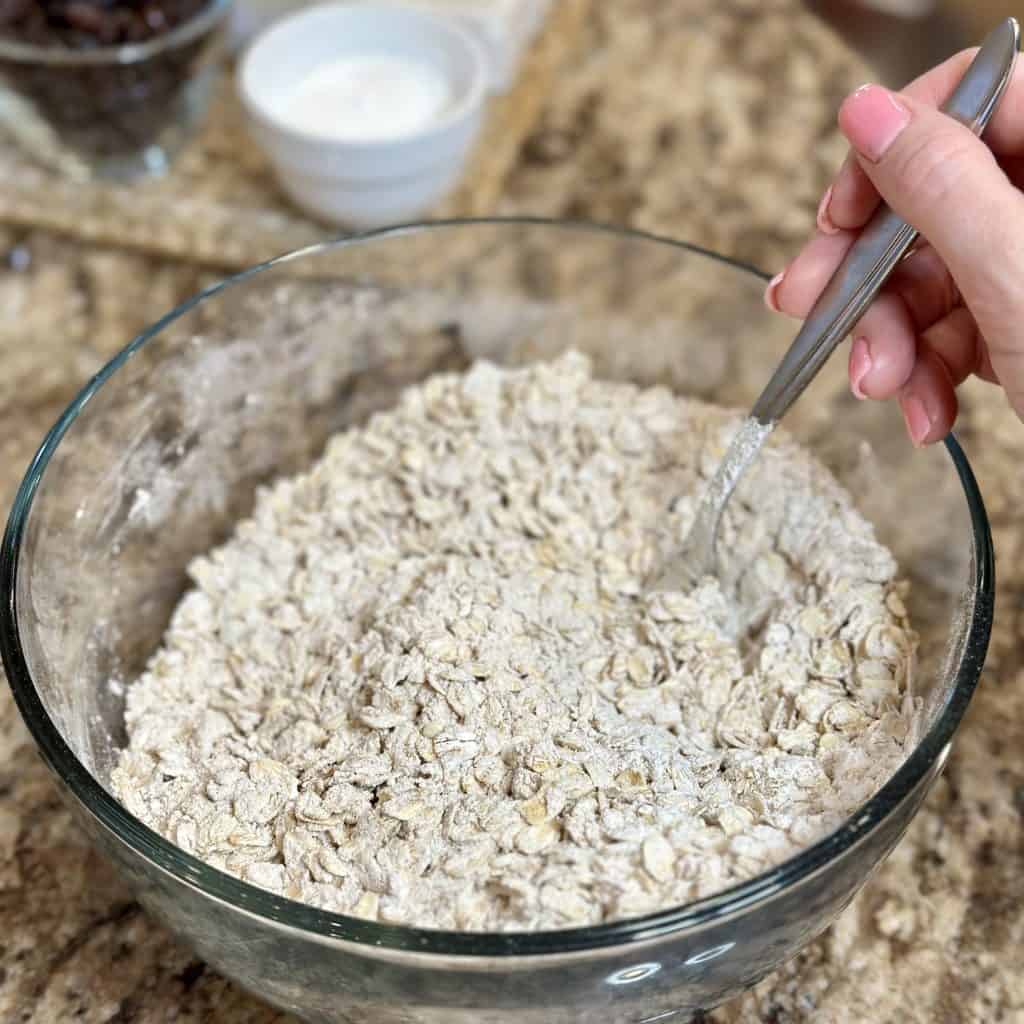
{"left": 236, "top": 1, "right": 490, "bottom": 152}
{"left": 0, "top": 0, "right": 231, "bottom": 66}
{"left": 0, "top": 217, "right": 995, "bottom": 957}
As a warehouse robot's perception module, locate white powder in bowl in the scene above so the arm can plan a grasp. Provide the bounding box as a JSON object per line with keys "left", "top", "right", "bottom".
{"left": 280, "top": 55, "right": 454, "bottom": 141}
{"left": 111, "top": 353, "right": 917, "bottom": 930}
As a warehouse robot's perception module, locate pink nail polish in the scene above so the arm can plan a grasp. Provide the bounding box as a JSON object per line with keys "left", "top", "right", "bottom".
{"left": 849, "top": 337, "right": 872, "bottom": 399}
{"left": 840, "top": 84, "right": 911, "bottom": 163}
{"left": 816, "top": 185, "right": 839, "bottom": 235}
{"left": 764, "top": 269, "right": 786, "bottom": 313}
{"left": 900, "top": 394, "right": 932, "bottom": 447}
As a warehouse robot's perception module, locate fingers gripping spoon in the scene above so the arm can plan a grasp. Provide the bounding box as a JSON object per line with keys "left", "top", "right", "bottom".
{"left": 653, "top": 17, "right": 1020, "bottom": 593}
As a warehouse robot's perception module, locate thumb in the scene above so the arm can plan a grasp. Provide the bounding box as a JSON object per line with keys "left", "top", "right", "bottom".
{"left": 838, "top": 84, "right": 1024, "bottom": 403}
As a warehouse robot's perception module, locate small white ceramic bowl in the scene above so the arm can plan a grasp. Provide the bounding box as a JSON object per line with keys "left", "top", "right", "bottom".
{"left": 238, "top": 2, "right": 488, "bottom": 229}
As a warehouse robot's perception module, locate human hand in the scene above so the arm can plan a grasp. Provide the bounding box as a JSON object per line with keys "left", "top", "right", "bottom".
{"left": 764, "top": 50, "right": 1024, "bottom": 445}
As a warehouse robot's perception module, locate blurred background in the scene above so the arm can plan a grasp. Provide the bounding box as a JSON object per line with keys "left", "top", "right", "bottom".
{"left": 809, "top": 0, "right": 1018, "bottom": 84}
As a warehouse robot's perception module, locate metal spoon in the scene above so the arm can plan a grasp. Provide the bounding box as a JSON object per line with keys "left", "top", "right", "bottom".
{"left": 653, "top": 16, "right": 1020, "bottom": 592}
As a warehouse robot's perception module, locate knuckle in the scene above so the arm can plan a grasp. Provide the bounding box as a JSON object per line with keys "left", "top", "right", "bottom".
{"left": 889, "top": 128, "right": 979, "bottom": 208}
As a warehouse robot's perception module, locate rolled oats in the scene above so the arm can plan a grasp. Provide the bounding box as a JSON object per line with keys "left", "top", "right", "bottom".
{"left": 111, "top": 352, "right": 918, "bottom": 930}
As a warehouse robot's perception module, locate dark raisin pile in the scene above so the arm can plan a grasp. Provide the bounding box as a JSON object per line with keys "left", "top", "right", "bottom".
{"left": 0, "top": 0, "right": 224, "bottom": 174}
{"left": 0, "top": 0, "right": 209, "bottom": 49}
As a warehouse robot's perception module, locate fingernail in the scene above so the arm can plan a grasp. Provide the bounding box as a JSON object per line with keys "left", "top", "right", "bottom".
{"left": 849, "top": 337, "right": 872, "bottom": 399}
{"left": 900, "top": 394, "right": 933, "bottom": 447}
{"left": 816, "top": 185, "right": 839, "bottom": 235}
{"left": 764, "top": 269, "right": 786, "bottom": 313}
{"left": 840, "top": 84, "right": 911, "bottom": 163}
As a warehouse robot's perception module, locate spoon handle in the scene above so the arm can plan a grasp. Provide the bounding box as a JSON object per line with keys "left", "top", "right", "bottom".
{"left": 750, "top": 16, "right": 1020, "bottom": 426}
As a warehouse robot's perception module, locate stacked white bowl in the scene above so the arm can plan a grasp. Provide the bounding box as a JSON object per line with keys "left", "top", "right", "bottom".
{"left": 238, "top": 2, "right": 489, "bottom": 229}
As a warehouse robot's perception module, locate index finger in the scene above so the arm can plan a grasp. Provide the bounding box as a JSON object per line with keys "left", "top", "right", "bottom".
{"left": 820, "top": 50, "right": 1024, "bottom": 233}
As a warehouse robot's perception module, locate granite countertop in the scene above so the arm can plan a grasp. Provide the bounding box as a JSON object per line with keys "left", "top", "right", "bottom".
{"left": 1, "top": 1, "right": 1022, "bottom": 1021}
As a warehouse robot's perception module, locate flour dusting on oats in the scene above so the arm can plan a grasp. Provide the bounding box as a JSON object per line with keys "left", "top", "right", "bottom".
{"left": 111, "top": 353, "right": 917, "bottom": 930}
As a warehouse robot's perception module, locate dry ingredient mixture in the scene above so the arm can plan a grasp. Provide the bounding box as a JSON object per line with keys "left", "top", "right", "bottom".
{"left": 111, "top": 352, "right": 918, "bottom": 931}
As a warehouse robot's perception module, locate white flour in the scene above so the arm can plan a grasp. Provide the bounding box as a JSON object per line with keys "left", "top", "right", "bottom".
{"left": 280, "top": 56, "right": 454, "bottom": 141}
{"left": 111, "top": 353, "right": 917, "bottom": 930}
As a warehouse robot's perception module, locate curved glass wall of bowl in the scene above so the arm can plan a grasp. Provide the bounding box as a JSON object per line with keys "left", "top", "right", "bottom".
{"left": 0, "top": 0, "right": 230, "bottom": 181}
{"left": 0, "top": 221, "right": 992, "bottom": 1023}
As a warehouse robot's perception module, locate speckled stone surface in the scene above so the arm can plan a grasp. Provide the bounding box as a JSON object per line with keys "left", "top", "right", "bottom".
{"left": 1, "top": 1, "right": 1022, "bottom": 1022}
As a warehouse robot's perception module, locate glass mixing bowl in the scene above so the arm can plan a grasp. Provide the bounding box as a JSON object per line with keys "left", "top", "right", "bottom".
{"left": 0, "top": 220, "right": 993, "bottom": 1023}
